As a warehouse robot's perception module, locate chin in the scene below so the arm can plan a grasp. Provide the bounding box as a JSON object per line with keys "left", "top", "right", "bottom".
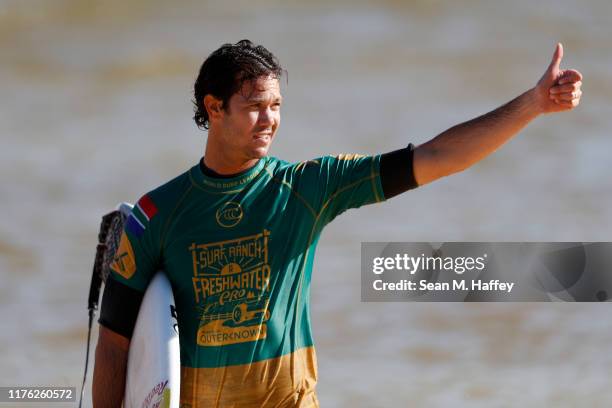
{"left": 250, "top": 147, "right": 270, "bottom": 158}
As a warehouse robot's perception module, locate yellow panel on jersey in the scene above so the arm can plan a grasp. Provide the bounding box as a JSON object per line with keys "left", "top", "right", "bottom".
{"left": 180, "top": 347, "right": 319, "bottom": 408}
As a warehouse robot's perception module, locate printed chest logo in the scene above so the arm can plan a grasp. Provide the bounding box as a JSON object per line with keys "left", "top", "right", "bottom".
{"left": 189, "top": 230, "right": 272, "bottom": 347}
{"left": 215, "top": 201, "right": 243, "bottom": 228}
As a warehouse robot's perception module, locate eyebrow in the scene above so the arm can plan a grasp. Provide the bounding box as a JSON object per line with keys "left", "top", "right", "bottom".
{"left": 244, "top": 96, "right": 283, "bottom": 104}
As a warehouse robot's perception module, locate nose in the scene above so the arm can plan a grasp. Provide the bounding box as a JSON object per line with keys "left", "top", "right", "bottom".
{"left": 258, "top": 107, "right": 276, "bottom": 128}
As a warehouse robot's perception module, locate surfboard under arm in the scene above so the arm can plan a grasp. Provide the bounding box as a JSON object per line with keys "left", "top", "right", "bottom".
{"left": 118, "top": 203, "right": 180, "bottom": 408}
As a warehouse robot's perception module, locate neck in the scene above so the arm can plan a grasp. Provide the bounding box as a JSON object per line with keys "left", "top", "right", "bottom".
{"left": 203, "top": 138, "right": 260, "bottom": 176}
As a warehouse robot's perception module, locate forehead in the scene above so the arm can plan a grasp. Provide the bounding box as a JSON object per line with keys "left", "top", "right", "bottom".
{"left": 235, "top": 75, "right": 281, "bottom": 102}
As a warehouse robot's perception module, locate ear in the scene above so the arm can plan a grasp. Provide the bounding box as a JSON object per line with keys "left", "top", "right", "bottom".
{"left": 203, "top": 94, "right": 224, "bottom": 122}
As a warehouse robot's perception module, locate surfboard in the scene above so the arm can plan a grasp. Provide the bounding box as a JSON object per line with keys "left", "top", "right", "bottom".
{"left": 118, "top": 203, "right": 180, "bottom": 408}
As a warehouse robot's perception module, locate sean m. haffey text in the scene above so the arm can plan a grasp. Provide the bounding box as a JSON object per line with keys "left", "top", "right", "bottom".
{"left": 370, "top": 253, "right": 516, "bottom": 294}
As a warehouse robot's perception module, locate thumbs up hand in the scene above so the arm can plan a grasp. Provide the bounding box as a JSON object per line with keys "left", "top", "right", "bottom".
{"left": 535, "top": 43, "right": 583, "bottom": 113}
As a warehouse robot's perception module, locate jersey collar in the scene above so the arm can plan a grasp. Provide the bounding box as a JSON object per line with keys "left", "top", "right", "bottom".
{"left": 189, "top": 157, "right": 268, "bottom": 193}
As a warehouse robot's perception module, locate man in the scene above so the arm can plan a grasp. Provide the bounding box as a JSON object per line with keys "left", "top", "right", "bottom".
{"left": 93, "top": 40, "right": 582, "bottom": 407}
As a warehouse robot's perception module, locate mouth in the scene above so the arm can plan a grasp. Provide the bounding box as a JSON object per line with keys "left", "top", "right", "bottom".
{"left": 253, "top": 131, "right": 272, "bottom": 140}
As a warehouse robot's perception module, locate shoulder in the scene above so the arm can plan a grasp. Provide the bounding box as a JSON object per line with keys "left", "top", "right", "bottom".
{"left": 135, "top": 168, "right": 194, "bottom": 221}
{"left": 265, "top": 154, "right": 376, "bottom": 184}
{"left": 267, "top": 156, "right": 324, "bottom": 179}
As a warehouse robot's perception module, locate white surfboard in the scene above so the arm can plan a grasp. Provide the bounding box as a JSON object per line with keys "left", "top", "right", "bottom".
{"left": 119, "top": 203, "right": 180, "bottom": 408}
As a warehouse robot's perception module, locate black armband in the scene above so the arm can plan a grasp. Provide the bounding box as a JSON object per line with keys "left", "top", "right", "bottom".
{"left": 380, "top": 143, "right": 418, "bottom": 199}
{"left": 98, "top": 277, "right": 144, "bottom": 339}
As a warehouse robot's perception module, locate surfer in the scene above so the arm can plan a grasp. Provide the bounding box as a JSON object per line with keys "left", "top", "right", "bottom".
{"left": 92, "top": 39, "right": 582, "bottom": 407}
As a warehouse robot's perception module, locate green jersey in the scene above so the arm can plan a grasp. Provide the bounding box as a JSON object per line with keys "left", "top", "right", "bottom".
{"left": 110, "top": 154, "right": 385, "bottom": 407}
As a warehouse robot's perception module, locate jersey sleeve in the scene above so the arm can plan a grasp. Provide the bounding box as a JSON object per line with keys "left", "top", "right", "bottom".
{"left": 313, "top": 154, "right": 385, "bottom": 224}
{"left": 99, "top": 194, "right": 162, "bottom": 337}
{"left": 108, "top": 194, "right": 162, "bottom": 292}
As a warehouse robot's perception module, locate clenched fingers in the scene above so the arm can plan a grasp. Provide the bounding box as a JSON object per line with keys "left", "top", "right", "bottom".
{"left": 558, "top": 69, "right": 583, "bottom": 84}
{"left": 550, "top": 89, "right": 582, "bottom": 101}
{"left": 549, "top": 73, "right": 582, "bottom": 109}
{"left": 554, "top": 99, "right": 580, "bottom": 109}
{"left": 549, "top": 81, "right": 582, "bottom": 94}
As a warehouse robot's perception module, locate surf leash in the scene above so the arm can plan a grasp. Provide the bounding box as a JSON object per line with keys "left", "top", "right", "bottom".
{"left": 79, "top": 210, "right": 124, "bottom": 408}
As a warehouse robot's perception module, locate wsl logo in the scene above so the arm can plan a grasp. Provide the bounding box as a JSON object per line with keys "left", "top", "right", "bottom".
{"left": 216, "top": 201, "right": 243, "bottom": 228}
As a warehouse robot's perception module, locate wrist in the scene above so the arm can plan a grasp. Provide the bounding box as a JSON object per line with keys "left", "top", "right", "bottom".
{"left": 525, "top": 87, "right": 546, "bottom": 116}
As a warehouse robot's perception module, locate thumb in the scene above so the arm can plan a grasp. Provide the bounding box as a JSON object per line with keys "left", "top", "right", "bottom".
{"left": 546, "top": 42, "right": 563, "bottom": 77}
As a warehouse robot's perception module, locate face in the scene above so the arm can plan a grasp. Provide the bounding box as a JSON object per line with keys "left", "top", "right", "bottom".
{"left": 219, "top": 75, "right": 282, "bottom": 161}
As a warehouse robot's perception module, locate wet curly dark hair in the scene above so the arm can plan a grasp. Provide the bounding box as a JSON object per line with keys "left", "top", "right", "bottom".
{"left": 192, "top": 39, "right": 284, "bottom": 130}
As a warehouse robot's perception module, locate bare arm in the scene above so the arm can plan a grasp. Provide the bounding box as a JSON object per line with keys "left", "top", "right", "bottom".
{"left": 92, "top": 325, "right": 130, "bottom": 408}
{"left": 413, "top": 43, "right": 583, "bottom": 186}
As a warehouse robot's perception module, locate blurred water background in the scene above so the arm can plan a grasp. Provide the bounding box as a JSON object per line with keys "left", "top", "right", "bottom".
{"left": 1, "top": 0, "right": 611, "bottom": 407}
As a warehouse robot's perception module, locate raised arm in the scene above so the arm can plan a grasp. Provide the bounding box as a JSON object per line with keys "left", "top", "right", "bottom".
{"left": 413, "top": 43, "right": 583, "bottom": 186}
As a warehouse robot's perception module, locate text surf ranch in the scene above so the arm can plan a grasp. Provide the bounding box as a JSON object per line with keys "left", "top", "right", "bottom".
{"left": 373, "top": 279, "right": 515, "bottom": 293}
